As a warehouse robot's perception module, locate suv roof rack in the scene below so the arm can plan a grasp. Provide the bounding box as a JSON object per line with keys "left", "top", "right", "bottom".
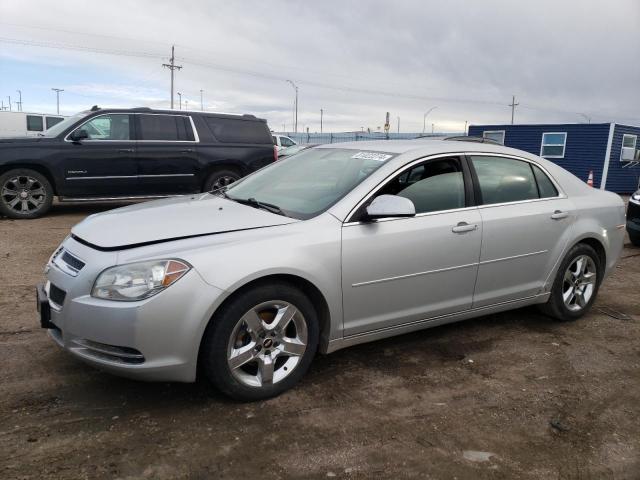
{"left": 444, "top": 135, "right": 501, "bottom": 145}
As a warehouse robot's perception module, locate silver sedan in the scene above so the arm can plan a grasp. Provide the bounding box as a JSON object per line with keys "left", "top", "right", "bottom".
{"left": 38, "top": 139, "right": 626, "bottom": 400}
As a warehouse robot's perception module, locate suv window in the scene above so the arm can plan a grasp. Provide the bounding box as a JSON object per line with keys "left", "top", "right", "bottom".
{"left": 138, "top": 114, "right": 194, "bottom": 141}
{"left": 205, "top": 117, "right": 272, "bottom": 143}
{"left": 74, "top": 114, "right": 131, "bottom": 140}
{"left": 471, "top": 156, "right": 539, "bottom": 204}
{"left": 373, "top": 157, "right": 465, "bottom": 214}
{"left": 280, "top": 136, "right": 295, "bottom": 147}
{"left": 45, "top": 116, "right": 64, "bottom": 129}
{"left": 26, "top": 115, "right": 44, "bottom": 132}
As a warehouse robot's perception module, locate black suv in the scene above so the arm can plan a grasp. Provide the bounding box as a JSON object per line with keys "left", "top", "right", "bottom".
{"left": 0, "top": 107, "right": 277, "bottom": 218}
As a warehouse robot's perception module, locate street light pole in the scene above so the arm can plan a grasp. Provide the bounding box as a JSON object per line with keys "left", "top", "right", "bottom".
{"left": 397, "top": 116, "right": 400, "bottom": 133}
{"left": 7, "top": 96, "right": 11, "bottom": 112}
{"left": 320, "top": 108, "right": 323, "bottom": 133}
{"left": 286, "top": 80, "right": 298, "bottom": 133}
{"left": 177, "top": 92, "right": 182, "bottom": 110}
{"left": 16, "top": 90, "right": 22, "bottom": 112}
{"left": 200, "top": 89, "right": 204, "bottom": 111}
{"left": 51, "top": 88, "right": 63, "bottom": 115}
{"left": 422, "top": 106, "right": 438, "bottom": 134}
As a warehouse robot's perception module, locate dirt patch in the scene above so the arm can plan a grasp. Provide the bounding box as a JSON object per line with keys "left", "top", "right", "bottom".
{"left": 1, "top": 203, "right": 639, "bottom": 479}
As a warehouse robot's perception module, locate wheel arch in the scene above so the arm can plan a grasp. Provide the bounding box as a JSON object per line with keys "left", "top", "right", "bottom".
{"left": 197, "top": 273, "right": 333, "bottom": 372}
{"left": 0, "top": 163, "right": 58, "bottom": 195}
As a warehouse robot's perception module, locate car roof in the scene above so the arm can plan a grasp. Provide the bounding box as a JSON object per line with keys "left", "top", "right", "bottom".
{"left": 315, "top": 138, "right": 536, "bottom": 158}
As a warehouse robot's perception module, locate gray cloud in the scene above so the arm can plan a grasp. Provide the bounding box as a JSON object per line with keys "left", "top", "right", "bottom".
{"left": 1, "top": 0, "right": 638, "bottom": 131}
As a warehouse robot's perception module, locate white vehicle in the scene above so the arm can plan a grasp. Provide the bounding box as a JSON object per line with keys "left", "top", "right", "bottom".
{"left": 0, "top": 111, "right": 67, "bottom": 138}
{"left": 272, "top": 134, "right": 296, "bottom": 152}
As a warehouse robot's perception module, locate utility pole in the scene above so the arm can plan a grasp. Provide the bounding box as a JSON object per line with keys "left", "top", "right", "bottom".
{"left": 51, "top": 88, "right": 63, "bottom": 115}
{"left": 7, "top": 96, "right": 11, "bottom": 111}
{"left": 177, "top": 92, "right": 182, "bottom": 110}
{"left": 464, "top": 120, "right": 468, "bottom": 135}
{"left": 16, "top": 90, "right": 22, "bottom": 111}
{"left": 200, "top": 89, "right": 204, "bottom": 111}
{"left": 397, "top": 116, "right": 400, "bottom": 133}
{"left": 432, "top": 123, "right": 435, "bottom": 134}
{"left": 162, "top": 45, "right": 182, "bottom": 109}
{"left": 286, "top": 80, "right": 298, "bottom": 133}
{"left": 320, "top": 108, "right": 323, "bottom": 133}
{"left": 0, "top": 100, "right": 5, "bottom": 111}
{"left": 509, "top": 95, "right": 519, "bottom": 125}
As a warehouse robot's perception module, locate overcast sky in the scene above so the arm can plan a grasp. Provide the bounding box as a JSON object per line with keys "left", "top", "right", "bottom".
{"left": 1, "top": 0, "right": 639, "bottom": 133}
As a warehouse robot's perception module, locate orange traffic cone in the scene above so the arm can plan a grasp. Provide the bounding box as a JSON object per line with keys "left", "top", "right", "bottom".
{"left": 587, "top": 170, "right": 594, "bottom": 187}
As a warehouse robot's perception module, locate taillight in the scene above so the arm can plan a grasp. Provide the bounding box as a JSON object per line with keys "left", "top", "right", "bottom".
{"left": 273, "top": 145, "right": 278, "bottom": 161}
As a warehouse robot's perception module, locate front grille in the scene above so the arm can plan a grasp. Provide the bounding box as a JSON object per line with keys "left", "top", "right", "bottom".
{"left": 49, "top": 283, "right": 66, "bottom": 306}
{"left": 61, "top": 251, "right": 85, "bottom": 272}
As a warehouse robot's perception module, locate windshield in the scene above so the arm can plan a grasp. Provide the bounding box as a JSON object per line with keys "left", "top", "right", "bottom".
{"left": 225, "top": 148, "right": 395, "bottom": 219}
{"left": 42, "top": 111, "right": 91, "bottom": 138}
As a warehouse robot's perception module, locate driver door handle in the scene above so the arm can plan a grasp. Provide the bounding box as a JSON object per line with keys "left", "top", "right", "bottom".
{"left": 452, "top": 222, "right": 478, "bottom": 234}
{"left": 551, "top": 210, "right": 569, "bottom": 220}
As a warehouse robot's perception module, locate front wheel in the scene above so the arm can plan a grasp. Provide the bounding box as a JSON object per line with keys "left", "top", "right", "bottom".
{"left": 200, "top": 282, "right": 319, "bottom": 401}
{"left": 0, "top": 169, "right": 54, "bottom": 219}
{"left": 539, "top": 243, "right": 602, "bottom": 321}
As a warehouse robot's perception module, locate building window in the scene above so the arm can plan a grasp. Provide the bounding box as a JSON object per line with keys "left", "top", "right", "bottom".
{"left": 482, "top": 130, "right": 505, "bottom": 145}
{"left": 620, "top": 134, "right": 638, "bottom": 161}
{"left": 540, "top": 132, "right": 567, "bottom": 158}
{"left": 26, "top": 115, "right": 44, "bottom": 132}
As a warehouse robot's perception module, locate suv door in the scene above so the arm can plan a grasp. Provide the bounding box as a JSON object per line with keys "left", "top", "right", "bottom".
{"left": 469, "top": 155, "right": 574, "bottom": 307}
{"left": 61, "top": 113, "right": 137, "bottom": 196}
{"left": 341, "top": 156, "right": 482, "bottom": 336}
{"left": 135, "top": 114, "right": 199, "bottom": 194}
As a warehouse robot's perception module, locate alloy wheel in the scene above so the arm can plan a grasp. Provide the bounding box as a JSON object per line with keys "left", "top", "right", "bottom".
{"left": 562, "top": 255, "right": 597, "bottom": 312}
{"left": 1, "top": 175, "right": 47, "bottom": 215}
{"left": 227, "top": 300, "right": 308, "bottom": 388}
{"left": 212, "top": 175, "right": 237, "bottom": 190}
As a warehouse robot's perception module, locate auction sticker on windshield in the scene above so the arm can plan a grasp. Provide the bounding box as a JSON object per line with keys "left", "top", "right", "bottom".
{"left": 351, "top": 152, "right": 393, "bottom": 161}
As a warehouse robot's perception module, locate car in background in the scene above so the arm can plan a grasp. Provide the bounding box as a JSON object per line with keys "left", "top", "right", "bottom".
{"left": 38, "top": 139, "right": 625, "bottom": 401}
{"left": 0, "top": 107, "right": 277, "bottom": 219}
{"left": 0, "top": 111, "right": 67, "bottom": 138}
{"left": 272, "top": 134, "right": 296, "bottom": 152}
{"left": 627, "top": 189, "right": 640, "bottom": 245}
{"left": 277, "top": 143, "right": 318, "bottom": 159}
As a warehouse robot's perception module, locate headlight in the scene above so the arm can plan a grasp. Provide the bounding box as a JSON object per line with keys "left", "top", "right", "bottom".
{"left": 631, "top": 190, "right": 640, "bottom": 205}
{"left": 91, "top": 259, "right": 191, "bottom": 301}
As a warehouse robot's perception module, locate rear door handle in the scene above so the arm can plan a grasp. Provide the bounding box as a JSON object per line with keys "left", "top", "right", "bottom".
{"left": 452, "top": 222, "right": 478, "bottom": 234}
{"left": 180, "top": 148, "right": 194, "bottom": 153}
{"left": 551, "top": 210, "right": 569, "bottom": 220}
{"left": 118, "top": 148, "right": 134, "bottom": 153}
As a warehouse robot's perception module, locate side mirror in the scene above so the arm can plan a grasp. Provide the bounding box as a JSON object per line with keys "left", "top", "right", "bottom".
{"left": 365, "top": 194, "right": 416, "bottom": 220}
{"left": 70, "top": 129, "right": 89, "bottom": 142}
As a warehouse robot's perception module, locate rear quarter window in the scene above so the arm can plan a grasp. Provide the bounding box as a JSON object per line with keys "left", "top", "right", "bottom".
{"left": 205, "top": 117, "right": 272, "bottom": 144}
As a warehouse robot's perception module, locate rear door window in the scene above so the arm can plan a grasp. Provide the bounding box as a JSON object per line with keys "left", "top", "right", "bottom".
{"left": 205, "top": 117, "right": 272, "bottom": 143}
{"left": 471, "top": 156, "right": 539, "bottom": 204}
{"left": 138, "top": 114, "right": 193, "bottom": 141}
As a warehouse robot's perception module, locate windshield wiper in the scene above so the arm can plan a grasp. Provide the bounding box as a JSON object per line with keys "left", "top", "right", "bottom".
{"left": 229, "top": 196, "right": 287, "bottom": 216}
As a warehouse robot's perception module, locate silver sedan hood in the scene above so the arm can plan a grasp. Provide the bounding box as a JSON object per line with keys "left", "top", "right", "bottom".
{"left": 71, "top": 194, "right": 298, "bottom": 250}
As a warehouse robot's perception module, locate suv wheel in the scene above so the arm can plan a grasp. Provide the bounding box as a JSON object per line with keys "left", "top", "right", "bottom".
{"left": 203, "top": 169, "right": 241, "bottom": 192}
{"left": 539, "top": 243, "right": 602, "bottom": 321}
{"left": 200, "top": 282, "right": 319, "bottom": 401}
{"left": 0, "top": 169, "right": 54, "bottom": 219}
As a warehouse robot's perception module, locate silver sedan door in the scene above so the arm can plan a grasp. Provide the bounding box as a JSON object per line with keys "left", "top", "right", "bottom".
{"left": 341, "top": 156, "right": 482, "bottom": 336}
{"left": 469, "top": 155, "right": 574, "bottom": 307}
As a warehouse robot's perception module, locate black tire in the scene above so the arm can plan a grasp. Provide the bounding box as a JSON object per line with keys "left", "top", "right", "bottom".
{"left": 200, "top": 281, "right": 319, "bottom": 401}
{"left": 629, "top": 231, "right": 640, "bottom": 247}
{"left": 0, "top": 168, "right": 54, "bottom": 219}
{"left": 203, "top": 169, "right": 241, "bottom": 192}
{"left": 538, "top": 243, "right": 602, "bottom": 322}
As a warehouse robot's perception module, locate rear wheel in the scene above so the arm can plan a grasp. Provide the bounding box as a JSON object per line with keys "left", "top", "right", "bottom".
{"left": 539, "top": 243, "right": 601, "bottom": 321}
{"left": 200, "top": 282, "right": 319, "bottom": 401}
{"left": 203, "top": 169, "right": 241, "bottom": 193}
{"left": 0, "top": 169, "right": 53, "bottom": 219}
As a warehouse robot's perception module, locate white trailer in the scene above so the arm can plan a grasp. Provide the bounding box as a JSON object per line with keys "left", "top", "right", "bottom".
{"left": 0, "top": 111, "right": 68, "bottom": 138}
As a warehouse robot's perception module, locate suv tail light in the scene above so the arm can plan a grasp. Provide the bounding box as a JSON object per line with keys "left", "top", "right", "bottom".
{"left": 273, "top": 145, "right": 278, "bottom": 161}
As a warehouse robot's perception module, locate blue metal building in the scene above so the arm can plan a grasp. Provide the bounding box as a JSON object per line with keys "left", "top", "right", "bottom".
{"left": 468, "top": 123, "right": 640, "bottom": 193}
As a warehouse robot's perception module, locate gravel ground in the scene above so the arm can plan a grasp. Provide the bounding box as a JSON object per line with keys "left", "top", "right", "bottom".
{"left": 1, "top": 202, "right": 639, "bottom": 479}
